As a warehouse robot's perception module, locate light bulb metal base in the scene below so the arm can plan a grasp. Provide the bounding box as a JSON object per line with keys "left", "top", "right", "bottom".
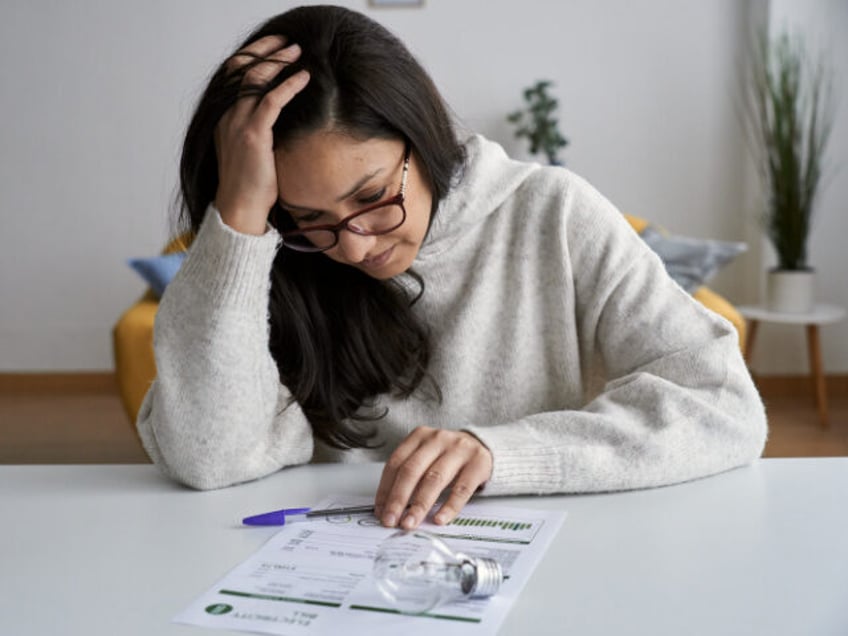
{"left": 466, "top": 557, "right": 502, "bottom": 598}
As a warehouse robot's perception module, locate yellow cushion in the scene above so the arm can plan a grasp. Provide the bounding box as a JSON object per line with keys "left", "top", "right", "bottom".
{"left": 623, "top": 213, "right": 649, "bottom": 235}
{"left": 164, "top": 233, "right": 194, "bottom": 254}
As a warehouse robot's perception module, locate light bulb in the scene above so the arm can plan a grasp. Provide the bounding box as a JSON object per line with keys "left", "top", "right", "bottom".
{"left": 373, "top": 529, "right": 503, "bottom": 614}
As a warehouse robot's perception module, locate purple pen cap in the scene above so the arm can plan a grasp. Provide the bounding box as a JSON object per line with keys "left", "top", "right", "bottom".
{"left": 242, "top": 507, "right": 311, "bottom": 526}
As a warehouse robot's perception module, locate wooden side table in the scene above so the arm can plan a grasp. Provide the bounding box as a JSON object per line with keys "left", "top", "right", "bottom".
{"left": 737, "top": 303, "right": 846, "bottom": 428}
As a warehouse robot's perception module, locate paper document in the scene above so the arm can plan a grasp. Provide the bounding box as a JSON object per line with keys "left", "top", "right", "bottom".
{"left": 174, "top": 495, "right": 566, "bottom": 635}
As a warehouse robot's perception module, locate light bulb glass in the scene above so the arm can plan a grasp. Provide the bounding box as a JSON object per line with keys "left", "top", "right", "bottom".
{"left": 373, "top": 530, "right": 503, "bottom": 614}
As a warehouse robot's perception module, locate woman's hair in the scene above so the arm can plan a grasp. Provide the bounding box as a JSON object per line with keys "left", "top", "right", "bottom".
{"left": 179, "top": 5, "right": 464, "bottom": 449}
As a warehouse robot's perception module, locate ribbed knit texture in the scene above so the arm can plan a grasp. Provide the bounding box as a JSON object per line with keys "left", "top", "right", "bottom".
{"left": 137, "top": 135, "right": 767, "bottom": 492}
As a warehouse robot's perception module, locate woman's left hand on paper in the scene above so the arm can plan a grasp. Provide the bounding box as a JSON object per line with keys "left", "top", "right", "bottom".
{"left": 374, "top": 427, "right": 493, "bottom": 529}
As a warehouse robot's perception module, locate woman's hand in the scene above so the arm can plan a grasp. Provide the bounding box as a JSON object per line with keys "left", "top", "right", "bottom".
{"left": 374, "top": 427, "right": 493, "bottom": 529}
{"left": 214, "top": 36, "right": 310, "bottom": 236}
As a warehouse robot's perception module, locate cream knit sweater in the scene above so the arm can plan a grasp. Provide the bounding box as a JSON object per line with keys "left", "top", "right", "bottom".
{"left": 137, "top": 135, "right": 767, "bottom": 492}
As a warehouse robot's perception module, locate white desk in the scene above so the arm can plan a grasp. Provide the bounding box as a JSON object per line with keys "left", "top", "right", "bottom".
{"left": 1, "top": 459, "right": 846, "bottom": 636}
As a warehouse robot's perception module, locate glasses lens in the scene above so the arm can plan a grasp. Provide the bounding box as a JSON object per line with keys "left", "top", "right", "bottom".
{"left": 283, "top": 229, "right": 337, "bottom": 252}
{"left": 348, "top": 203, "right": 405, "bottom": 235}
{"left": 282, "top": 203, "right": 406, "bottom": 252}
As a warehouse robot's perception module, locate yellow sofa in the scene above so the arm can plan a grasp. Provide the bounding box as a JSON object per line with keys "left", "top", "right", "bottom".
{"left": 113, "top": 234, "right": 192, "bottom": 426}
{"left": 113, "top": 217, "right": 746, "bottom": 424}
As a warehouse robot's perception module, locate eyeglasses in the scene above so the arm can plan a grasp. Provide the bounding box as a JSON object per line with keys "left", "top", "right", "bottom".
{"left": 280, "top": 142, "right": 411, "bottom": 253}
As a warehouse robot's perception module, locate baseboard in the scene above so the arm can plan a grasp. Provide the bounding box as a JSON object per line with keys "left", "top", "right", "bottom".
{"left": 0, "top": 372, "right": 117, "bottom": 394}
{"left": 753, "top": 374, "right": 848, "bottom": 399}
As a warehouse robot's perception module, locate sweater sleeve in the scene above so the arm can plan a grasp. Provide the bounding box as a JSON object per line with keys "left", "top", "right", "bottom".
{"left": 136, "top": 205, "right": 314, "bottom": 490}
{"left": 467, "top": 177, "right": 767, "bottom": 495}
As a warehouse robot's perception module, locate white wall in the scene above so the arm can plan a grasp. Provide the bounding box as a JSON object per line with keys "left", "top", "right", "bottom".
{"left": 0, "top": 0, "right": 844, "bottom": 372}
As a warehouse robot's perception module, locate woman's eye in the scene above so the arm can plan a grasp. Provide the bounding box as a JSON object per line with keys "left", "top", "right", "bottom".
{"left": 293, "top": 211, "right": 322, "bottom": 224}
{"left": 358, "top": 188, "right": 386, "bottom": 205}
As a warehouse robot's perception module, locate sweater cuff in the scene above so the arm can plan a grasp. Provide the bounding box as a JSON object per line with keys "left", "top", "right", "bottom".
{"left": 465, "top": 423, "right": 564, "bottom": 496}
{"left": 177, "top": 205, "right": 281, "bottom": 313}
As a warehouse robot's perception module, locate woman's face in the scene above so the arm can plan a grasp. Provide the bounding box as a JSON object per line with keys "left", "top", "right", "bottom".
{"left": 274, "top": 131, "right": 433, "bottom": 280}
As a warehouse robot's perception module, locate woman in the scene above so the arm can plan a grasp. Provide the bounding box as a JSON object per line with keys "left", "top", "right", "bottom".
{"left": 137, "top": 6, "right": 767, "bottom": 530}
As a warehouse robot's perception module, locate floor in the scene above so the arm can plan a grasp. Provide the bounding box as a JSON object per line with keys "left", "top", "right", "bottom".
{"left": 1, "top": 391, "right": 148, "bottom": 463}
{"left": 1, "top": 385, "right": 846, "bottom": 464}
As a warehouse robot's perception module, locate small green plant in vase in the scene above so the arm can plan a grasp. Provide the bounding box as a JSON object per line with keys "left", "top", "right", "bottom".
{"left": 507, "top": 80, "right": 569, "bottom": 166}
{"left": 742, "top": 30, "right": 834, "bottom": 313}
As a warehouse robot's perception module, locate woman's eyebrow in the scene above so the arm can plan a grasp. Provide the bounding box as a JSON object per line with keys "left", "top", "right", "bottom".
{"left": 278, "top": 167, "right": 385, "bottom": 212}
{"left": 334, "top": 168, "right": 383, "bottom": 202}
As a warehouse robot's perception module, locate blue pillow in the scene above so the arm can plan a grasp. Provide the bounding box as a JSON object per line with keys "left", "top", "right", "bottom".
{"left": 128, "top": 252, "right": 186, "bottom": 298}
{"left": 639, "top": 226, "right": 746, "bottom": 293}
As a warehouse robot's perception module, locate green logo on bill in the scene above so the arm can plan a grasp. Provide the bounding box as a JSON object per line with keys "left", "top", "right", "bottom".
{"left": 205, "top": 603, "right": 234, "bottom": 615}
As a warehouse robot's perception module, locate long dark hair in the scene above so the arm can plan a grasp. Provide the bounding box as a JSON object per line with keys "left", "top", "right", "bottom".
{"left": 178, "top": 6, "right": 464, "bottom": 449}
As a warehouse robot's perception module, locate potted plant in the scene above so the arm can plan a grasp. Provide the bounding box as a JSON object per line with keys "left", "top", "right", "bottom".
{"left": 507, "top": 80, "right": 569, "bottom": 166}
{"left": 742, "top": 30, "right": 834, "bottom": 313}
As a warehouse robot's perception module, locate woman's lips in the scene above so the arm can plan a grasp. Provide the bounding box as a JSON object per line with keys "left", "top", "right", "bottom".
{"left": 361, "top": 244, "right": 395, "bottom": 269}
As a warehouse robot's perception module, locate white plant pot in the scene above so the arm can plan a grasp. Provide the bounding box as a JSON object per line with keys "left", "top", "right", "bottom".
{"left": 767, "top": 270, "right": 815, "bottom": 314}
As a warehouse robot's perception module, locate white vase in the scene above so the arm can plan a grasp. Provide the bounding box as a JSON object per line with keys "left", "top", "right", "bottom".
{"left": 767, "top": 270, "right": 815, "bottom": 313}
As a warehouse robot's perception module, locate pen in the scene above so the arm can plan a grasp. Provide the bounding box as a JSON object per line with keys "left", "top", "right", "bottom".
{"left": 242, "top": 504, "right": 376, "bottom": 526}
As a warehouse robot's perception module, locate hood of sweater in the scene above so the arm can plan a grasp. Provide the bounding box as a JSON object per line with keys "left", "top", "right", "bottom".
{"left": 415, "top": 134, "right": 539, "bottom": 262}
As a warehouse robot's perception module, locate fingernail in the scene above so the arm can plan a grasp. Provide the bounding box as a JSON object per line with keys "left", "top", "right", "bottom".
{"left": 286, "top": 43, "right": 301, "bottom": 53}
{"left": 401, "top": 514, "right": 417, "bottom": 529}
{"left": 383, "top": 513, "right": 396, "bottom": 527}
{"left": 435, "top": 513, "right": 448, "bottom": 525}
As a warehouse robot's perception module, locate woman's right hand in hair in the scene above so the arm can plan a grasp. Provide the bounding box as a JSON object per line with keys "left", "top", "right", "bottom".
{"left": 214, "top": 36, "right": 310, "bottom": 236}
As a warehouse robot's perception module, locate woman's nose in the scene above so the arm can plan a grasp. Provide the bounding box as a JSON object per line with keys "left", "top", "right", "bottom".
{"left": 334, "top": 230, "right": 378, "bottom": 264}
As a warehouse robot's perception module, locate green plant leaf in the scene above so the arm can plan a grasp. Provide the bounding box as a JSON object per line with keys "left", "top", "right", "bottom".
{"left": 740, "top": 28, "right": 834, "bottom": 270}
{"left": 506, "top": 79, "right": 569, "bottom": 165}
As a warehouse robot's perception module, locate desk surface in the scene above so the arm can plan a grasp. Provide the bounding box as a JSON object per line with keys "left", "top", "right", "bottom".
{"left": 1, "top": 458, "right": 846, "bottom": 636}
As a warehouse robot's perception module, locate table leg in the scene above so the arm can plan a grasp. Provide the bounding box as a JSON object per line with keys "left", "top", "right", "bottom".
{"left": 806, "top": 324, "right": 829, "bottom": 429}
{"left": 744, "top": 320, "right": 759, "bottom": 365}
